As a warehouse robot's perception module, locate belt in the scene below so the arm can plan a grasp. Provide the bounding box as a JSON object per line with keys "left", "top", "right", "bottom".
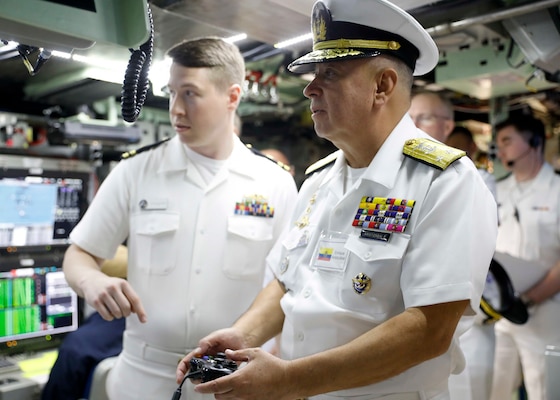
{"left": 123, "top": 332, "right": 191, "bottom": 366}
{"left": 308, "top": 393, "right": 421, "bottom": 400}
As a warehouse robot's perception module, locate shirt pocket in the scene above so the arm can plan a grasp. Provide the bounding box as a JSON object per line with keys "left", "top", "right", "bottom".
{"left": 534, "top": 203, "right": 560, "bottom": 258}
{"left": 223, "top": 215, "right": 274, "bottom": 279}
{"left": 338, "top": 233, "right": 410, "bottom": 319}
{"left": 133, "top": 212, "right": 180, "bottom": 275}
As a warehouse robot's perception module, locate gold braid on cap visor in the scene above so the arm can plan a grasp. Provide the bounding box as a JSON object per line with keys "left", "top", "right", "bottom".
{"left": 313, "top": 38, "right": 401, "bottom": 51}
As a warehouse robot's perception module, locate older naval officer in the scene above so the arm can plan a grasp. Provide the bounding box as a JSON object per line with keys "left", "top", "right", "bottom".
{"left": 176, "top": 1, "right": 498, "bottom": 399}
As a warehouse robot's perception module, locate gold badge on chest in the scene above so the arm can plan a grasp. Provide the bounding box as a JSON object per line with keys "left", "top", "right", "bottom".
{"left": 352, "top": 273, "right": 372, "bottom": 295}
{"left": 295, "top": 193, "right": 317, "bottom": 229}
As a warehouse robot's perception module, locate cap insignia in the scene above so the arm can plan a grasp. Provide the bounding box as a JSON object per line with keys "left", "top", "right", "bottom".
{"left": 313, "top": 15, "right": 327, "bottom": 42}
{"left": 312, "top": 1, "right": 330, "bottom": 43}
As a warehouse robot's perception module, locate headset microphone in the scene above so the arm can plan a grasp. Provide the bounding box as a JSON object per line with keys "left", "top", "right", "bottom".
{"left": 506, "top": 146, "right": 532, "bottom": 167}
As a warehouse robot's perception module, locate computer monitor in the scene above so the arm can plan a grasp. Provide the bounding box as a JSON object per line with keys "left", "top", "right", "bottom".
{"left": 0, "top": 153, "right": 92, "bottom": 355}
{"left": 0, "top": 154, "right": 92, "bottom": 256}
{"left": 0, "top": 263, "right": 80, "bottom": 356}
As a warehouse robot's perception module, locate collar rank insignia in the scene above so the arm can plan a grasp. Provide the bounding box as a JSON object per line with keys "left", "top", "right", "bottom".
{"left": 235, "top": 194, "right": 274, "bottom": 218}
{"left": 121, "top": 136, "right": 171, "bottom": 160}
{"left": 352, "top": 273, "right": 372, "bottom": 295}
{"left": 403, "top": 138, "right": 465, "bottom": 170}
{"left": 353, "top": 196, "right": 415, "bottom": 241}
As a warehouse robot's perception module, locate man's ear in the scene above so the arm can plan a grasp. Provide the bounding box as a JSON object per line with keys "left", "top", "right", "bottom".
{"left": 444, "top": 119, "right": 456, "bottom": 138}
{"left": 373, "top": 69, "right": 397, "bottom": 104}
{"left": 228, "top": 83, "right": 242, "bottom": 110}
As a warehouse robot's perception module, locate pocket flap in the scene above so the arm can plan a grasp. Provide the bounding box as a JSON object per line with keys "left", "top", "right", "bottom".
{"left": 227, "top": 215, "right": 273, "bottom": 241}
{"left": 345, "top": 232, "right": 410, "bottom": 262}
{"left": 135, "top": 213, "right": 180, "bottom": 236}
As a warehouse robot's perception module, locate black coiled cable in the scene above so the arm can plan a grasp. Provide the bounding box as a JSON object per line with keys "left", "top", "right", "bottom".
{"left": 121, "top": 2, "right": 154, "bottom": 123}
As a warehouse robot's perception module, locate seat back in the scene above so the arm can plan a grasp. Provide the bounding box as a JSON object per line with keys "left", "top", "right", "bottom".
{"left": 87, "top": 356, "right": 118, "bottom": 400}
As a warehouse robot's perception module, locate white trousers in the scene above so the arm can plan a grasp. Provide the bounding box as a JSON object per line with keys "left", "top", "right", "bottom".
{"left": 106, "top": 333, "right": 210, "bottom": 400}
{"left": 309, "top": 394, "right": 447, "bottom": 400}
{"left": 449, "top": 322, "right": 495, "bottom": 400}
{"left": 490, "top": 299, "right": 560, "bottom": 400}
{"left": 308, "top": 380, "right": 450, "bottom": 400}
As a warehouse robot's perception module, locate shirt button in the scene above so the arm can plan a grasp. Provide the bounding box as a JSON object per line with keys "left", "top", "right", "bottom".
{"left": 200, "top": 229, "right": 205, "bottom": 235}
{"left": 195, "top": 268, "right": 201, "bottom": 274}
{"left": 365, "top": 251, "right": 372, "bottom": 259}
{"left": 303, "top": 289, "right": 311, "bottom": 298}
{"left": 296, "top": 332, "right": 304, "bottom": 341}
{"left": 189, "top": 306, "right": 195, "bottom": 313}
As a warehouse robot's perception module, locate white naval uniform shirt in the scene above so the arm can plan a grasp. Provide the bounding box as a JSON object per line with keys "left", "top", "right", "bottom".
{"left": 495, "top": 162, "right": 560, "bottom": 290}
{"left": 267, "top": 115, "right": 498, "bottom": 398}
{"left": 492, "top": 162, "right": 560, "bottom": 400}
{"left": 69, "top": 135, "right": 298, "bottom": 399}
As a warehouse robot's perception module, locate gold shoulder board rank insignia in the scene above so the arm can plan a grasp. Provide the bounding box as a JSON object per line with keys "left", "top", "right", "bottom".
{"left": 305, "top": 151, "right": 339, "bottom": 177}
{"left": 403, "top": 138, "right": 466, "bottom": 170}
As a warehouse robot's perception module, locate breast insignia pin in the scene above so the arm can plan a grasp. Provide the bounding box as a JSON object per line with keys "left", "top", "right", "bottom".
{"left": 352, "top": 273, "right": 372, "bottom": 295}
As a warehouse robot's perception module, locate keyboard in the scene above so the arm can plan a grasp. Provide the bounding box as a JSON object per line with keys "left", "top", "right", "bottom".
{"left": 0, "top": 357, "right": 21, "bottom": 374}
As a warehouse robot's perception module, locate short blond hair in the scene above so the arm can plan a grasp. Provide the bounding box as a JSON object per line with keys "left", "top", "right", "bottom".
{"left": 167, "top": 37, "right": 246, "bottom": 90}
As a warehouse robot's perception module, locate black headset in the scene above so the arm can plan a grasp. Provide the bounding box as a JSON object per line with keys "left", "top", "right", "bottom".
{"left": 528, "top": 134, "right": 541, "bottom": 149}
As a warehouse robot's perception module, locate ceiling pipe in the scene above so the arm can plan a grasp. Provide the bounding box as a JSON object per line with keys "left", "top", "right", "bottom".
{"left": 426, "top": 0, "right": 560, "bottom": 37}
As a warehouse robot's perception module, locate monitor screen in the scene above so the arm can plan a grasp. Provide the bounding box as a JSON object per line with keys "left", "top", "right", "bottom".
{"left": 0, "top": 263, "right": 80, "bottom": 355}
{"left": 0, "top": 154, "right": 92, "bottom": 256}
{"left": 0, "top": 153, "right": 91, "bottom": 355}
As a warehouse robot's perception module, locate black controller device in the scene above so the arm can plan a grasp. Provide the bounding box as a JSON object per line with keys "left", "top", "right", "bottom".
{"left": 187, "top": 352, "right": 238, "bottom": 382}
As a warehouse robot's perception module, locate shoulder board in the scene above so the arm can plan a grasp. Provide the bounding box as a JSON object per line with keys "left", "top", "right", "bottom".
{"left": 403, "top": 138, "right": 465, "bottom": 170}
{"left": 305, "top": 151, "right": 338, "bottom": 177}
{"left": 121, "top": 136, "right": 171, "bottom": 160}
{"left": 246, "top": 144, "right": 292, "bottom": 173}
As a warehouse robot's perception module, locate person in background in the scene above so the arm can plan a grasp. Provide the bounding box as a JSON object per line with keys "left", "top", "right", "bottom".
{"left": 261, "top": 147, "right": 295, "bottom": 178}
{"left": 443, "top": 125, "right": 497, "bottom": 400}
{"left": 409, "top": 91, "right": 455, "bottom": 142}
{"left": 62, "top": 37, "right": 297, "bottom": 400}
{"left": 490, "top": 113, "right": 560, "bottom": 400}
{"left": 41, "top": 245, "right": 128, "bottom": 400}
{"left": 233, "top": 115, "right": 295, "bottom": 179}
{"left": 446, "top": 125, "right": 496, "bottom": 199}
{"left": 176, "top": 1, "right": 497, "bottom": 399}
{"left": 446, "top": 126, "right": 477, "bottom": 159}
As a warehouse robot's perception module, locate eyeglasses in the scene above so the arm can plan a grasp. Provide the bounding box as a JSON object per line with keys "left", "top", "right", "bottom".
{"left": 410, "top": 114, "right": 451, "bottom": 127}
